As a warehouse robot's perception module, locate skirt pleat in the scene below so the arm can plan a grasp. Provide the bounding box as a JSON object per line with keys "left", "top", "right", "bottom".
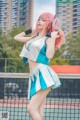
{"left": 28, "top": 63, "right": 61, "bottom": 100}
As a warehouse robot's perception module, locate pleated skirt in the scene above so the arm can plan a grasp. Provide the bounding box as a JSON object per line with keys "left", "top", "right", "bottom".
{"left": 28, "top": 63, "right": 61, "bottom": 100}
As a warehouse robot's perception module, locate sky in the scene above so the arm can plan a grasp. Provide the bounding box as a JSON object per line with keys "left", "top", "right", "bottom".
{"left": 32, "top": 0, "right": 56, "bottom": 28}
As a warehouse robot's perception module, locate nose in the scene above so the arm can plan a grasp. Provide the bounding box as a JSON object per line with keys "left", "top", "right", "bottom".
{"left": 38, "top": 21, "right": 41, "bottom": 25}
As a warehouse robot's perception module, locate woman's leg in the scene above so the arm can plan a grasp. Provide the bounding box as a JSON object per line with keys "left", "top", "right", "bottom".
{"left": 27, "top": 86, "right": 52, "bottom": 120}
{"left": 39, "top": 98, "right": 46, "bottom": 119}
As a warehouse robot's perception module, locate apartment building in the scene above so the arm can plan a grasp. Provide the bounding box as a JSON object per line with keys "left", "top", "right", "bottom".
{"left": 56, "top": 0, "right": 80, "bottom": 37}
{"left": 0, "top": 0, "right": 34, "bottom": 34}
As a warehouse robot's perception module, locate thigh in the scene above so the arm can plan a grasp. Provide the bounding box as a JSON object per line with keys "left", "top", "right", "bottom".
{"left": 28, "top": 86, "right": 52, "bottom": 110}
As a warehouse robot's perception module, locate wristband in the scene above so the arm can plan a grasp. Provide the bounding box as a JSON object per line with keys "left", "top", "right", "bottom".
{"left": 24, "top": 29, "right": 32, "bottom": 35}
{"left": 46, "top": 32, "right": 51, "bottom": 37}
{"left": 46, "top": 29, "right": 51, "bottom": 37}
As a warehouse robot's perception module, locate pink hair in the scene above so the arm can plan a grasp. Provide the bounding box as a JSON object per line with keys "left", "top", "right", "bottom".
{"left": 32, "top": 12, "right": 65, "bottom": 50}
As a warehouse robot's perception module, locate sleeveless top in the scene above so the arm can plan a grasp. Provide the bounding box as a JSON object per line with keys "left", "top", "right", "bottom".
{"left": 19, "top": 36, "right": 50, "bottom": 65}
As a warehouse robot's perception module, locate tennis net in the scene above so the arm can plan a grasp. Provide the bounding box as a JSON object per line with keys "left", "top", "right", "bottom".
{"left": 0, "top": 73, "right": 80, "bottom": 120}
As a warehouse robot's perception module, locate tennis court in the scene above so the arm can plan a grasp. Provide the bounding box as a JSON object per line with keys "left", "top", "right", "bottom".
{"left": 0, "top": 66, "right": 80, "bottom": 120}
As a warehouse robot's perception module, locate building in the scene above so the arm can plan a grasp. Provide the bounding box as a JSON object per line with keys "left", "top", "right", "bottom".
{"left": 56, "top": 0, "right": 80, "bottom": 37}
{"left": 0, "top": 0, "right": 34, "bottom": 34}
{"left": 73, "top": 2, "right": 80, "bottom": 34}
{"left": 19, "top": 0, "right": 34, "bottom": 28}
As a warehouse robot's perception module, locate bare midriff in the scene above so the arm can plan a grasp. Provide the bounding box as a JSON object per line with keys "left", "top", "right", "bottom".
{"left": 28, "top": 59, "right": 40, "bottom": 73}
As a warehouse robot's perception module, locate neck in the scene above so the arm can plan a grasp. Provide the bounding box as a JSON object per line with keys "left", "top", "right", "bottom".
{"left": 38, "top": 30, "right": 46, "bottom": 37}
{"left": 38, "top": 30, "right": 42, "bottom": 36}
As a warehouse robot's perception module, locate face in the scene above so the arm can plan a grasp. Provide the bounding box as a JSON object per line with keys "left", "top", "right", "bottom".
{"left": 37, "top": 16, "right": 46, "bottom": 30}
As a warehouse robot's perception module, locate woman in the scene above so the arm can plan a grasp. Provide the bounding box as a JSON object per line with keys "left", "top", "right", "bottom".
{"left": 14, "top": 12, "right": 65, "bottom": 120}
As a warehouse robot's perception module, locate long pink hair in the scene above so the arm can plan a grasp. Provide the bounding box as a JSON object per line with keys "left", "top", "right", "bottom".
{"left": 32, "top": 12, "right": 65, "bottom": 50}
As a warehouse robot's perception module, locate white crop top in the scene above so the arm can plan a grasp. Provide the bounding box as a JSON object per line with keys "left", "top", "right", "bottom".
{"left": 19, "top": 36, "right": 50, "bottom": 65}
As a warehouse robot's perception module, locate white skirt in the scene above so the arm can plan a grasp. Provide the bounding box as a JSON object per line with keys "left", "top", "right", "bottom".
{"left": 28, "top": 63, "right": 61, "bottom": 100}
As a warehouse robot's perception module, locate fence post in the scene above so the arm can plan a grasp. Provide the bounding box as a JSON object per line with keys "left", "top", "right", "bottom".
{"left": 5, "top": 58, "right": 7, "bottom": 72}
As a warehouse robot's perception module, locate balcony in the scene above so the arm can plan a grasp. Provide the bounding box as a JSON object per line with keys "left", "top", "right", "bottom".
{"left": 1, "top": 1, "right": 7, "bottom": 4}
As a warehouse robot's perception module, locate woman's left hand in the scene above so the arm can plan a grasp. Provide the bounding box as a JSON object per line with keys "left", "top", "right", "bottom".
{"left": 51, "top": 31, "right": 60, "bottom": 39}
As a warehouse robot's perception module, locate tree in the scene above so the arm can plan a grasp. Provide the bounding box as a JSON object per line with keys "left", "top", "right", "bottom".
{"left": 0, "top": 26, "right": 29, "bottom": 72}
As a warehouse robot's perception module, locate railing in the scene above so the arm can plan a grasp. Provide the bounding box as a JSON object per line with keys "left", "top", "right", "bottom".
{"left": 0, "top": 58, "right": 29, "bottom": 73}
{"left": 0, "top": 58, "right": 80, "bottom": 73}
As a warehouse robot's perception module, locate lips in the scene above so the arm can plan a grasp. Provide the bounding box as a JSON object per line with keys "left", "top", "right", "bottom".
{"left": 38, "top": 24, "right": 41, "bottom": 26}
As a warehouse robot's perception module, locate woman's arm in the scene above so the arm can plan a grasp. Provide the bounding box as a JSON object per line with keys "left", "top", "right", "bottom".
{"left": 46, "top": 37, "right": 56, "bottom": 59}
{"left": 14, "top": 31, "right": 32, "bottom": 43}
{"left": 46, "top": 31, "right": 59, "bottom": 59}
